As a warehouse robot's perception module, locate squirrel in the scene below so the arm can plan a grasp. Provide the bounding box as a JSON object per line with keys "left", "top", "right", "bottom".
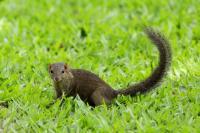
{"left": 48, "top": 27, "right": 171, "bottom": 107}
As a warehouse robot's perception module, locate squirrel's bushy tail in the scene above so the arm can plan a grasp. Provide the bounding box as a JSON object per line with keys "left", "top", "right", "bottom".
{"left": 117, "top": 27, "right": 171, "bottom": 96}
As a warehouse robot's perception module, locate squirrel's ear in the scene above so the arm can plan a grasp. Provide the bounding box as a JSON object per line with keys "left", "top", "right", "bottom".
{"left": 64, "top": 64, "right": 68, "bottom": 70}
{"left": 48, "top": 64, "right": 52, "bottom": 70}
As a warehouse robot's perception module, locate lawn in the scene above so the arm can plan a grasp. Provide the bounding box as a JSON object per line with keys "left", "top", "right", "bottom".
{"left": 0, "top": 0, "right": 200, "bottom": 132}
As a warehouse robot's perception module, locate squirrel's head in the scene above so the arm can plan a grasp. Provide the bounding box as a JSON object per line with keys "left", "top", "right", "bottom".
{"left": 48, "top": 62, "right": 73, "bottom": 83}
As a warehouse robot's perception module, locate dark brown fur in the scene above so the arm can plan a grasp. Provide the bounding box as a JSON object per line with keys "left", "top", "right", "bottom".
{"left": 48, "top": 27, "right": 171, "bottom": 107}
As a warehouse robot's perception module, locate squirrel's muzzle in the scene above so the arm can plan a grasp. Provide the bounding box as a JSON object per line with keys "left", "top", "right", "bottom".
{"left": 53, "top": 77, "right": 61, "bottom": 82}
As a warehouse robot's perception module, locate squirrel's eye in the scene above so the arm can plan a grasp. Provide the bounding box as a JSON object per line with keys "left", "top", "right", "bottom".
{"left": 62, "top": 70, "right": 65, "bottom": 73}
{"left": 50, "top": 70, "right": 53, "bottom": 74}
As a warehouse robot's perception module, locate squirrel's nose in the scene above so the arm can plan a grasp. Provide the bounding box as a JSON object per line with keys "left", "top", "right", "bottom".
{"left": 54, "top": 77, "right": 60, "bottom": 82}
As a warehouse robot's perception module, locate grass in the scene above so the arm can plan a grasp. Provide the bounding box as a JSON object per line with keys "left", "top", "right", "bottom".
{"left": 0, "top": 0, "right": 200, "bottom": 132}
